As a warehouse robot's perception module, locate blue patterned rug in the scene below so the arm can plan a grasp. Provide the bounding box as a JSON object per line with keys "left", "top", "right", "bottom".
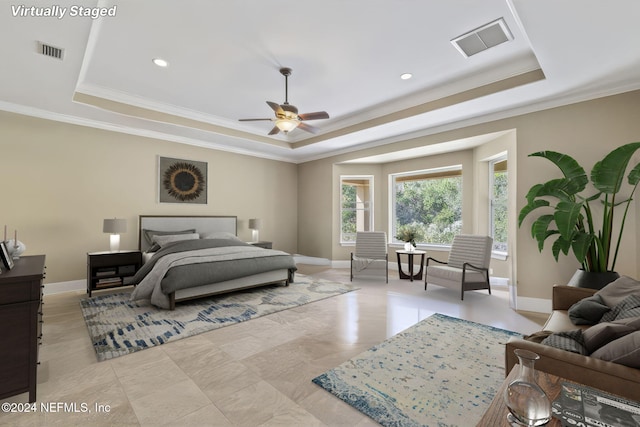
{"left": 312, "top": 313, "right": 521, "bottom": 427}
{"left": 80, "top": 275, "right": 357, "bottom": 361}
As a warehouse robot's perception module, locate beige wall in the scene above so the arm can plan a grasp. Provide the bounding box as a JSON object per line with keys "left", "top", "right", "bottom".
{"left": 298, "top": 90, "right": 640, "bottom": 300}
{"left": 1, "top": 111, "right": 298, "bottom": 285}
{"left": 4, "top": 89, "right": 640, "bottom": 300}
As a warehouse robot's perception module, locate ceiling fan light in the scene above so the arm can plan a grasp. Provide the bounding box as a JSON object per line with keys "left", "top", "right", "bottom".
{"left": 275, "top": 118, "right": 299, "bottom": 133}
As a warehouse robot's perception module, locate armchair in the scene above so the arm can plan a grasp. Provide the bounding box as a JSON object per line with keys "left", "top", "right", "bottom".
{"left": 424, "top": 234, "right": 493, "bottom": 300}
{"left": 351, "top": 231, "right": 388, "bottom": 283}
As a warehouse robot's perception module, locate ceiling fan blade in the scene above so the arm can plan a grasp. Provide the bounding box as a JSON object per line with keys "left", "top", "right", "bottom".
{"left": 268, "top": 126, "right": 281, "bottom": 135}
{"left": 298, "top": 111, "right": 329, "bottom": 121}
{"left": 297, "top": 122, "right": 319, "bottom": 134}
{"left": 238, "top": 118, "right": 272, "bottom": 121}
{"left": 267, "top": 101, "right": 284, "bottom": 115}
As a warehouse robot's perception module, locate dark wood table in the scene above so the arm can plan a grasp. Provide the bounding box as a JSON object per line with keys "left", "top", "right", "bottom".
{"left": 477, "top": 367, "right": 563, "bottom": 426}
{"left": 395, "top": 249, "right": 426, "bottom": 281}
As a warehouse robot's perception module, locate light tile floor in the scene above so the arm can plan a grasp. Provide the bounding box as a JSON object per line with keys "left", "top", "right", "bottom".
{"left": 1, "top": 266, "right": 546, "bottom": 426}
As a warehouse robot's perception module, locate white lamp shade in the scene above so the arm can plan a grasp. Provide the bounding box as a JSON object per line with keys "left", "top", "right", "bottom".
{"left": 103, "top": 218, "right": 127, "bottom": 234}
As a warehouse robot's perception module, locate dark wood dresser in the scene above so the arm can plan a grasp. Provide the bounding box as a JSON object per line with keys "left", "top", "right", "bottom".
{"left": 0, "top": 255, "right": 45, "bottom": 403}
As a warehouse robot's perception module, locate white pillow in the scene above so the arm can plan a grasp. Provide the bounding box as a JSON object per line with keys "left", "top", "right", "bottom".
{"left": 152, "top": 233, "right": 200, "bottom": 247}
{"left": 200, "top": 231, "right": 241, "bottom": 241}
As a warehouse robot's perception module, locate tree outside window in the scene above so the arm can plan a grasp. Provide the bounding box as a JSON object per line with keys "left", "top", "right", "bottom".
{"left": 340, "top": 176, "right": 373, "bottom": 243}
{"left": 392, "top": 167, "right": 462, "bottom": 245}
{"left": 490, "top": 158, "right": 508, "bottom": 252}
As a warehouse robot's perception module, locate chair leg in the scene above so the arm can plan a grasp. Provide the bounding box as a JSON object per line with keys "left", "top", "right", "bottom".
{"left": 385, "top": 257, "right": 388, "bottom": 283}
{"left": 350, "top": 255, "right": 353, "bottom": 282}
{"left": 486, "top": 274, "right": 491, "bottom": 295}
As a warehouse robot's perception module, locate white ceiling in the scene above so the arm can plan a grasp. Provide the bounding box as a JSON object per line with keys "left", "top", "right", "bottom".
{"left": 2, "top": 0, "right": 640, "bottom": 163}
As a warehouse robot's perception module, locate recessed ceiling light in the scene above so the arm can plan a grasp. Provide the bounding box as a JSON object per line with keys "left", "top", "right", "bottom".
{"left": 152, "top": 58, "right": 169, "bottom": 67}
{"left": 400, "top": 73, "right": 412, "bottom": 80}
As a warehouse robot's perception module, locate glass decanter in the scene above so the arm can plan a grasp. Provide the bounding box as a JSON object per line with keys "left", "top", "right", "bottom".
{"left": 503, "top": 349, "right": 551, "bottom": 426}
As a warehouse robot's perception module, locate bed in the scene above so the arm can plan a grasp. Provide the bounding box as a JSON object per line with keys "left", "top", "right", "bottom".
{"left": 129, "top": 215, "right": 297, "bottom": 309}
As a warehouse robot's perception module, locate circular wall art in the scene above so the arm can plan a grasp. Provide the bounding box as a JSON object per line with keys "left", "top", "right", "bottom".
{"left": 159, "top": 157, "right": 208, "bottom": 204}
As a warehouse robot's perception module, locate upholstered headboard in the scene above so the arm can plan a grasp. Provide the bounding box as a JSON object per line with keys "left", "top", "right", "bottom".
{"left": 138, "top": 215, "right": 237, "bottom": 252}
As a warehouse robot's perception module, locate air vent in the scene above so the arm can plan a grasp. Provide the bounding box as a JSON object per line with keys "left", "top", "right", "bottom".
{"left": 451, "top": 18, "right": 513, "bottom": 58}
{"left": 37, "top": 41, "right": 64, "bottom": 60}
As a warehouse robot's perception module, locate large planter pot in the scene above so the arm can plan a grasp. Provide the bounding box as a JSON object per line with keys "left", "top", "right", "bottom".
{"left": 567, "top": 269, "right": 620, "bottom": 290}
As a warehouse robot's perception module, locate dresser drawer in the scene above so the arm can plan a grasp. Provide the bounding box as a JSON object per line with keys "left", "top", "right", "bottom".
{"left": 0, "top": 281, "right": 31, "bottom": 304}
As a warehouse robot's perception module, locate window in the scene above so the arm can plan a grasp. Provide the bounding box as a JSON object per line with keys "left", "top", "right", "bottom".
{"left": 391, "top": 166, "right": 462, "bottom": 245}
{"left": 340, "top": 176, "right": 373, "bottom": 243}
{"left": 490, "top": 157, "right": 508, "bottom": 252}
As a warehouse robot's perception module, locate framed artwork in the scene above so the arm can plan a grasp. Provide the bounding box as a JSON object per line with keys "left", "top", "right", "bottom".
{"left": 158, "top": 156, "right": 208, "bottom": 204}
{"left": 0, "top": 241, "right": 14, "bottom": 270}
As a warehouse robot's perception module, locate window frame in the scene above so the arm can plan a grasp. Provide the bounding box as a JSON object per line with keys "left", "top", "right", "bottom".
{"left": 339, "top": 175, "right": 374, "bottom": 244}
{"left": 489, "top": 155, "right": 508, "bottom": 256}
{"left": 389, "top": 165, "right": 463, "bottom": 248}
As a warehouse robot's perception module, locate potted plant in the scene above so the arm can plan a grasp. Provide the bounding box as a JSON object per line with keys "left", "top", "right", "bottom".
{"left": 396, "top": 224, "right": 425, "bottom": 251}
{"left": 519, "top": 142, "right": 640, "bottom": 288}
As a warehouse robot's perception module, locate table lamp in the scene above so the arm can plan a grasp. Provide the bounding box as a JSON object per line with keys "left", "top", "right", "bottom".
{"left": 249, "top": 218, "right": 262, "bottom": 243}
{"left": 103, "top": 218, "right": 127, "bottom": 252}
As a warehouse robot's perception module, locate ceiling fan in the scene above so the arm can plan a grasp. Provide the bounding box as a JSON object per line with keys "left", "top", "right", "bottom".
{"left": 239, "top": 67, "right": 329, "bottom": 135}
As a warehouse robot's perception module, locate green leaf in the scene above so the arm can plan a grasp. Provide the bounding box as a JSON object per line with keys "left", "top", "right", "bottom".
{"left": 534, "top": 178, "right": 581, "bottom": 201}
{"left": 518, "top": 199, "right": 549, "bottom": 227}
{"left": 531, "top": 215, "right": 555, "bottom": 250}
{"left": 524, "top": 183, "right": 544, "bottom": 205}
{"left": 530, "top": 151, "right": 588, "bottom": 191}
{"left": 571, "top": 232, "right": 595, "bottom": 264}
{"left": 552, "top": 236, "right": 571, "bottom": 260}
{"left": 628, "top": 162, "right": 640, "bottom": 186}
{"left": 591, "top": 142, "right": 640, "bottom": 194}
{"left": 555, "top": 201, "right": 582, "bottom": 239}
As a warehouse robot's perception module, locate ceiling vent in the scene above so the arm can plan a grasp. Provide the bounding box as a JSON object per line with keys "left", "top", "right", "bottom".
{"left": 37, "top": 41, "right": 64, "bottom": 60}
{"left": 451, "top": 18, "right": 513, "bottom": 58}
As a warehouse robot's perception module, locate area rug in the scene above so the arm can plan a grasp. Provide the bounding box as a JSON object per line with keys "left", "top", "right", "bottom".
{"left": 312, "top": 313, "right": 522, "bottom": 427}
{"left": 80, "top": 274, "right": 357, "bottom": 361}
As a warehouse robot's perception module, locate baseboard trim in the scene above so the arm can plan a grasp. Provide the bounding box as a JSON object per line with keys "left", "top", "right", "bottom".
{"left": 44, "top": 270, "right": 551, "bottom": 313}
{"left": 516, "top": 296, "right": 552, "bottom": 314}
{"left": 43, "top": 280, "right": 85, "bottom": 295}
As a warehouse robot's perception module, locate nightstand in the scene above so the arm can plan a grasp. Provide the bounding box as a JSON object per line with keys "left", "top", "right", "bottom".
{"left": 87, "top": 250, "right": 142, "bottom": 297}
{"left": 248, "top": 241, "right": 273, "bottom": 249}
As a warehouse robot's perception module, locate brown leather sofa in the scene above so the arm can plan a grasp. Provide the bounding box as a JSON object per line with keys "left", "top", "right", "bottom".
{"left": 505, "top": 285, "right": 640, "bottom": 401}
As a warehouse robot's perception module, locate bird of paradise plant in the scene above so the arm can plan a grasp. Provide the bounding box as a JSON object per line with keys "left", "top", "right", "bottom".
{"left": 519, "top": 142, "right": 640, "bottom": 273}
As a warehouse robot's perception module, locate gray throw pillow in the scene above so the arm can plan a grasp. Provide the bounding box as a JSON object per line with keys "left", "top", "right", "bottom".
{"left": 541, "top": 330, "right": 588, "bottom": 355}
{"left": 568, "top": 294, "right": 611, "bottom": 325}
{"left": 143, "top": 229, "right": 196, "bottom": 246}
{"left": 590, "top": 331, "right": 640, "bottom": 368}
{"left": 597, "top": 276, "right": 640, "bottom": 307}
{"left": 200, "top": 231, "right": 241, "bottom": 241}
{"left": 582, "top": 317, "right": 640, "bottom": 353}
{"left": 152, "top": 233, "right": 200, "bottom": 247}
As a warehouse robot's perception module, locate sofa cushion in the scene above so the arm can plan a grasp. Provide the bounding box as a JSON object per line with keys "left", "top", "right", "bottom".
{"left": 568, "top": 294, "right": 610, "bottom": 325}
{"left": 600, "top": 294, "right": 640, "bottom": 323}
{"left": 540, "top": 329, "right": 588, "bottom": 355}
{"left": 590, "top": 331, "right": 640, "bottom": 368}
{"left": 582, "top": 317, "right": 640, "bottom": 353}
{"left": 596, "top": 276, "right": 640, "bottom": 307}
{"left": 544, "top": 310, "right": 590, "bottom": 332}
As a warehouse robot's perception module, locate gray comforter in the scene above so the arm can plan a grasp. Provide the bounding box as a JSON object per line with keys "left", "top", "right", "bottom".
{"left": 129, "top": 238, "right": 297, "bottom": 308}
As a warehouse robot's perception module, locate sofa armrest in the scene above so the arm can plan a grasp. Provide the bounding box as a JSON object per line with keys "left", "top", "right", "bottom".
{"left": 506, "top": 337, "right": 640, "bottom": 401}
{"left": 552, "top": 285, "right": 597, "bottom": 310}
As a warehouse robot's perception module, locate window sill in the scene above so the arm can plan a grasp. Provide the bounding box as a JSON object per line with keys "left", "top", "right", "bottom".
{"left": 491, "top": 251, "right": 508, "bottom": 261}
